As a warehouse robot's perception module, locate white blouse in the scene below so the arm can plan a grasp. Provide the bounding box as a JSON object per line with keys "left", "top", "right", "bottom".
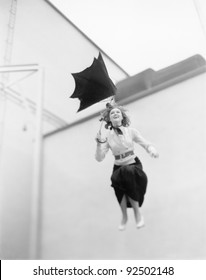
{"left": 95, "top": 126, "right": 152, "bottom": 166}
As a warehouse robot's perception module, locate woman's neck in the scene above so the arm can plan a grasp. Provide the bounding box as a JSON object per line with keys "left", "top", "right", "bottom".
{"left": 112, "top": 122, "right": 122, "bottom": 128}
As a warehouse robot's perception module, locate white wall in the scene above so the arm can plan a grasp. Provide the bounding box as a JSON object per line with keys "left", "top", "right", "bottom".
{"left": 0, "top": 101, "right": 34, "bottom": 259}
{"left": 42, "top": 73, "right": 206, "bottom": 259}
{"left": 0, "top": 0, "right": 127, "bottom": 259}
{"left": 1, "top": 0, "right": 128, "bottom": 130}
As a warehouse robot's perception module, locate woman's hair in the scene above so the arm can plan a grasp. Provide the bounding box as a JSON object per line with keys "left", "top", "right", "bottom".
{"left": 100, "top": 102, "right": 130, "bottom": 129}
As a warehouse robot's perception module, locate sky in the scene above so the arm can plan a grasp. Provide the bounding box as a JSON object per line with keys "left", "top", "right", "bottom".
{"left": 49, "top": 0, "right": 206, "bottom": 76}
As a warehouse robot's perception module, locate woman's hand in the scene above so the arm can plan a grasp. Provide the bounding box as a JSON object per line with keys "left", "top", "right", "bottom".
{"left": 147, "top": 145, "right": 159, "bottom": 158}
{"left": 95, "top": 131, "right": 107, "bottom": 144}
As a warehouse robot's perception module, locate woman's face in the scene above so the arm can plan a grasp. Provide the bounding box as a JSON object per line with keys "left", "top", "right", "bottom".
{"left": 109, "top": 108, "right": 123, "bottom": 125}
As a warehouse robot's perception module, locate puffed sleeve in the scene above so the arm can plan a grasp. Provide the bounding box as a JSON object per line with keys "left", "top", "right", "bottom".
{"left": 95, "top": 141, "right": 110, "bottom": 162}
{"left": 130, "top": 127, "right": 152, "bottom": 151}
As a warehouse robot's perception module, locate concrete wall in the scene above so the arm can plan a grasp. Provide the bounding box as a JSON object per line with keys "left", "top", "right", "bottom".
{"left": 1, "top": 0, "right": 205, "bottom": 260}
{"left": 0, "top": 101, "right": 34, "bottom": 259}
{"left": 0, "top": 0, "right": 126, "bottom": 259}
{"left": 42, "top": 72, "right": 206, "bottom": 259}
{"left": 0, "top": 0, "right": 128, "bottom": 131}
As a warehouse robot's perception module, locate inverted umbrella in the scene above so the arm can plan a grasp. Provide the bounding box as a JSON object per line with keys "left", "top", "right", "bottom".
{"left": 70, "top": 52, "right": 116, "bottom": 112}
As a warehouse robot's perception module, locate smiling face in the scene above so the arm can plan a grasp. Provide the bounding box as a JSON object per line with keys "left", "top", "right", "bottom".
{"left": 109, "top": 108, "right": 123, "bottom": 126}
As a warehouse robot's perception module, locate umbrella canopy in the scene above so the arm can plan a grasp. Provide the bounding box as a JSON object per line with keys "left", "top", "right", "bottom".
{"left": 70, "top": 52, "right": 116, "bottom": 112}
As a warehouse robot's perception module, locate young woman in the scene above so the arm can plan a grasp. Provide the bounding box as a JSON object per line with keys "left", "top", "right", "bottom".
{"left": 95, "top": 103, "right": 159, "bottom": 231}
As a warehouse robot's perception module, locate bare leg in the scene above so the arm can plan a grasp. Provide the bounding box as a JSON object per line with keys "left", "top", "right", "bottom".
{"left": 118, "top": 195, "right": 128, "bottom": 231}
{"left": 128, "top": 197, "right": 144, "bottom": 229}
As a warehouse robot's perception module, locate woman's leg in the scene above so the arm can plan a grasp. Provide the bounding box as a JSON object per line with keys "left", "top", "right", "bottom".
{"left": 119, "top": 195, "right": 128, "bottom": 230}
{"left": 128, "top": 197, "right": 144, "bottom": 228}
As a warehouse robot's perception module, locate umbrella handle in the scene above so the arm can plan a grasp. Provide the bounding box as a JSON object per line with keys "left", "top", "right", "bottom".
{"left": 98, "top": 119, "right": 104, "bottom": 134}
{"left": 97, "top": 119, "right": 107, "bottom": 143}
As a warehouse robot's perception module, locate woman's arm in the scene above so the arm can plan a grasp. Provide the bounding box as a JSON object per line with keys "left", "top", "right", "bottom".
{"left": 95, "top": 132, "right": 110, "bottom": 162}
{"left": 130, "top": 128, "right": 159, "bottom": 158}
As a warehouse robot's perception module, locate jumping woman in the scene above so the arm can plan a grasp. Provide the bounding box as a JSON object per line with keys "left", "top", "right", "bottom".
{"left": 95, "top": 103, "right": 159, "bottom": 231}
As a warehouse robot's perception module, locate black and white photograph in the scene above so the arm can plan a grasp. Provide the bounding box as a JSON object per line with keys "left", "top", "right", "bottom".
{"left": 0, "top": 0, "right": 206, "bottom": 268}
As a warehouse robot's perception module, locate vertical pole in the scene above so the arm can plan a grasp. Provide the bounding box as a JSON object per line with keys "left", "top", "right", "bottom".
{"left": 29, "top": 67, "right": 44, "bottom": 259}
{"left": 193, "top": 0, "right": 206, "bottom": 161}
{"left": 193, "top": 0, "right": 206, "bottom": 40}
{"left": 0, "top": 77, "right": 9, "bottom": 260}
{"left": 193, "top": 1, "right": 206, "bottom": 254}
{"left": 0, "top": 88, "right": 6, "bottom": 258}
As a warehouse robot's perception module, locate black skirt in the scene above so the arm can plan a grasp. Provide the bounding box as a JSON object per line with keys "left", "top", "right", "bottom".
{"left": 110, "top": 157, "right": 148, "bottom": 208}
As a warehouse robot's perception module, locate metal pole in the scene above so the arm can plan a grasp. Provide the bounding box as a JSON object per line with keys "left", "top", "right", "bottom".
{"left": 0, "top": 64, "right": 44, "bottom": 259}
{"left": 29, "top": 67, "right": 44, "bottom": 259}
{"left": 0, "top": 64, "right": 39, "bottom": 73}
{"left": 193, "top": 0, "right": 206, "bottom": 40}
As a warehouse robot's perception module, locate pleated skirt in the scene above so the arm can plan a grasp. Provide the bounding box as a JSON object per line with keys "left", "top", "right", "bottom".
{"left": 110, "top": 157, "right": 148, "bottom": 208}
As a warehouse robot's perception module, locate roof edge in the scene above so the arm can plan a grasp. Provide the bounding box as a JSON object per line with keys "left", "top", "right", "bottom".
{"left": 44, "top": 0, "right": 130, "bottom": 77}
{"left": 44, "top": 54, "right": 206, "bottom": 138}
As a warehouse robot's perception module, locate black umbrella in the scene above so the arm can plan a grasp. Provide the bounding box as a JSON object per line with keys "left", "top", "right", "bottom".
{"left": 70, "top": 52, "right": 116, "bottom": 112}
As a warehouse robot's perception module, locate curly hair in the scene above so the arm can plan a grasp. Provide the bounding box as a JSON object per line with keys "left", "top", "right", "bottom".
{"left": 100, "top": 102, "right": 130, "bottom": 129}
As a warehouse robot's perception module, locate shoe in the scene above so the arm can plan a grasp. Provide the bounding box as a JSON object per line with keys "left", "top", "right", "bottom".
{"left": 118, "top": 224, "right": 126, "bottom": 231}
{"left": 136, "top": 216, "right": 145, "bottom": 229}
